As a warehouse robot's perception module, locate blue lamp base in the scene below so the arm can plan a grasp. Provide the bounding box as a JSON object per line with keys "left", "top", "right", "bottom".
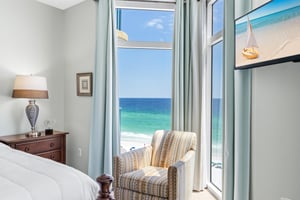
{"left": 25, "top": 100, "right": 41, "bottom": 137}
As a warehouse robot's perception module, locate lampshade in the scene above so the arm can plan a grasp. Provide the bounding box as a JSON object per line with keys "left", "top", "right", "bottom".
{"left": 116, "top": 9, "right": 128, "bottom": 41}
{"left": 12, "top": 75, "right": 48, "bottom": 99}
{"left": 116, "top": 29, "right": 128, "bottom": 41}
{"left": 12, "top": 75, "right": 49, "bottom": 137}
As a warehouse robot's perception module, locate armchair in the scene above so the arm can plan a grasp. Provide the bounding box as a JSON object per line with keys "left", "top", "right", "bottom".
{"left": 113, "top": 130, "right": 197, "bottom": 200}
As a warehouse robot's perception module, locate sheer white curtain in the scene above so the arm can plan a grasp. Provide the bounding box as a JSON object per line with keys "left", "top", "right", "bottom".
{"left": 88, "top": 0, "right": 120, "bottom": 180}
{"left": 171, "top": 0, "right": 206, "bottom": 191}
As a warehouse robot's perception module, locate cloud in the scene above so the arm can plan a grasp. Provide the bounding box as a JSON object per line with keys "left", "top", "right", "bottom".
{"left": 146, "top": 18, "right": 164, "bottom": 30}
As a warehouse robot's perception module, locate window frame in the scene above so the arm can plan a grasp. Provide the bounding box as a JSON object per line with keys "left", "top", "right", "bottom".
{"left": 206, "top": 0, "right": 223, "bottom": 199}
{"left": 115, "top": 0, "right": 175, "bottom": 49}
{"left": 116, "top": 0, "right": 175, "bottom": 149}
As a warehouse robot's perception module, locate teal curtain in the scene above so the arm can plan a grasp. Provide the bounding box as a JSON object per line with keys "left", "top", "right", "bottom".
{"left": 88, "top": 0, "right": 120, "bottom": 180}
{"left": 223, "top": 0, "right": 252, "bottom": 199}
{"left": 172, "top": 0, "right": 205, "bottom": 191}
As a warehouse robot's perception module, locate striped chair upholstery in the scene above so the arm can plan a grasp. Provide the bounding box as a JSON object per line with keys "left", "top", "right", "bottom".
{"left": 114, "top": 130, "right": 197, "bottom": 200}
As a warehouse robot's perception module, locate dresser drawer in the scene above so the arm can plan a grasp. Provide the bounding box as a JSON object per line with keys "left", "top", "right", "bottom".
{"left": 0, "top": 131, "right": 68, "bottom": 164}
{"left": 15, "top": 137, "right": 61, "bottom": 154}
{"left": 37, "top": 150, "right": 61, "bottom": 162}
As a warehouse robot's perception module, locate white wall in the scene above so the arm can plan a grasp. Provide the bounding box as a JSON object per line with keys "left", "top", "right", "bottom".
{"left": 251, "top": 63, "right": 300, "bottom": 200}
{"left": 235, "top": 0, "right": 270, "bottom": 18}
{"left": 252, "top": 0, "right": 270, "bottom": 10}
{"left": 0, "top": 0, "right": 65, "bottom": 135}
{"left": 234, "top": 0, "right": 300, "bottom": 199}
{"left": 0, "top": 0, "right": 96, "bottom": 173}
{"left": 63, "top": 0, "right": 97, "bottom": 173}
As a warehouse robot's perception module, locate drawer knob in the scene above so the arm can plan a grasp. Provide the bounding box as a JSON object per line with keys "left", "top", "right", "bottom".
{"left": 50, "top": 143, "right": 55, "bottom": 148}
{"left": 50, "top": 154, "right": 55, "bottom": 159}
{"left": 24, "top": 147, "right": 30, "bottom": 152}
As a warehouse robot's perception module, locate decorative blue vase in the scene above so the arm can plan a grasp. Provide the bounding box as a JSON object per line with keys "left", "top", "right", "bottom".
{"left": 26, "top": 100, "right": 39, "bottom": 136}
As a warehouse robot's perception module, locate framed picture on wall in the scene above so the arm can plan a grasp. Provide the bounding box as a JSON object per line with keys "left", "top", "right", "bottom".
{"left": 76, "top": 72, "right": 93, "bottom": 96}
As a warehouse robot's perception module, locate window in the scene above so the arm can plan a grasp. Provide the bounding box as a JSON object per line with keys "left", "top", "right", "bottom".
{"left": 116, "top": 2, "right": 174, "bottom": 152}
{"left": 212, "top": 0, "right": 224, "bottom": 35}
{"left": 211, "top": 41, "right": 223, "bottom": 190}
{"left": 119, "top": 9, "right": 173, "bottom": 42}
{"left": 207, "top": 0, "right": 224, "bottom": 196}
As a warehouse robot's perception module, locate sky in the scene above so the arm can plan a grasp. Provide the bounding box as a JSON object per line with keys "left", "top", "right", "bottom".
{"left": 213, "top": 0, "right": 224, "bottom": 35}
{"left": 118, "top": 48, "right": 172, "bottom": 98}
{"left": 118, "top": 9, "right": 173, "bottom": 98}
{"left": 120, "top": 9, "right": 174, "bottom": 43}
{"left": 212, "top": 0, "right": 224, "bottom": 99}
{"left": 118, "top": 2, "right": 224, "bottom": 99}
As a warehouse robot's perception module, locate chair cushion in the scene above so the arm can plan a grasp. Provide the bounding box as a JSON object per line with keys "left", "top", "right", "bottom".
{"left": 151, "top": 130, "right": 197, "bottom": 168}
{"left": 119, "top": 166, "right": 168, "bottom": 198}
{"left": 117, "top": 188, "right": 167, "bottom": 200}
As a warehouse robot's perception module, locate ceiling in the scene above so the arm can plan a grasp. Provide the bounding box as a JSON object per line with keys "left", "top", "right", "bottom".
{"left": 36, "top": 0, "right": 176, "bottom": 10}
{"left": 36, "top": 0, "right": 87, "bottom": 10}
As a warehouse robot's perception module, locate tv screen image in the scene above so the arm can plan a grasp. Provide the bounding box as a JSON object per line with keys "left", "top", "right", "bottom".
{"left": 235, "top": 0, "right": 300, "bottom": 69}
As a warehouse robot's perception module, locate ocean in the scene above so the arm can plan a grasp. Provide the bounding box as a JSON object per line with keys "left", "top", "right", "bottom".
{"left": 120, "top": 98, "right": 223, "bottom": 147}
{"left": 236, "top": 5, "right": 300, "bottom": 35}
{"left": 120, "top": 98, "right": 171, "bottom": 144}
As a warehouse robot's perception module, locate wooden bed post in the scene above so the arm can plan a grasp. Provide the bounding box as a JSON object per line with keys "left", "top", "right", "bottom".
{"left": 96, "top": 174, "right": 115, "bottom": 200}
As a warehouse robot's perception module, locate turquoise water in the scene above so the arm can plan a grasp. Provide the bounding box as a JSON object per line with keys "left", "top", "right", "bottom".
{"left": 120, "top": 98, "right": 171, "bottom": 135}
{"left": 120, "top": 98, "right": 223, "bottom": 146}
{"left": 236, "top": 4, "right": 300, "bottom": 35}
{"left": 212, "top": 98, "right": 223, "bottom": 146}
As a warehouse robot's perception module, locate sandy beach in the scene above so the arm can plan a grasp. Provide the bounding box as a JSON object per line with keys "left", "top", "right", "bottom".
{"left": 211, "top": 154, "right": 223, "bottom": 189}
{"left": 120, "top": 132, "right": 152, "bottom": 152}
{"left": 236, "top": 15, "right": 300, "bottom": 68}
{"left": 121, "top": 140, "right": 151, "bottom": 152}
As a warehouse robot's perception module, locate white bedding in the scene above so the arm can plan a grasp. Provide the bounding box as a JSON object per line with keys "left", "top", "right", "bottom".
{"left": 0, "top": 143, "right": 99, "bottom": 200}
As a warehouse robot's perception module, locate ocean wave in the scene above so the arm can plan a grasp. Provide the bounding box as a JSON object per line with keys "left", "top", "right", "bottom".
{"left": 236, "top": 5, "right": 300, "bottom": 35}
{"left": 212, "top": 143, "right": 223, "bottom": 150}
{"left": 121, "top": 131, "right": 153, "bottom": 142}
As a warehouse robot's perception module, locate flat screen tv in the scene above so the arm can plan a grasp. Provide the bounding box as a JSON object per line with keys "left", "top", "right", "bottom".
{"left": 235, "top": 0, "right": 300, "bottom": 69}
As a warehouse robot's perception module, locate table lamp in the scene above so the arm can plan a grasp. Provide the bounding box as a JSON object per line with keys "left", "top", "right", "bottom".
{"left": 12, "top": 75, "right": 48, "bottom": 137}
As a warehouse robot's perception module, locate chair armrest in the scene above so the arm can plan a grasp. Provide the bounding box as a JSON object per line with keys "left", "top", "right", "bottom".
{"left": 168, "top": 150, "right": 195, "bottom": 200}
{"left": 113, "top": 146, "right": 152, "bottom": 187}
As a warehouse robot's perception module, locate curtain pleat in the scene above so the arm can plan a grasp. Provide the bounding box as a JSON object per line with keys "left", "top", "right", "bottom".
{"left": 88, "top": 0, "right": 120, "bottom": 180}
{"left": 171, "top": 0, "right": 205, "bottom": 191}
{"left": 223, "top": 0, "right": 252, "bottom": 199}
{"left": 233, "top": 70, "right": 251, "bottom": 200}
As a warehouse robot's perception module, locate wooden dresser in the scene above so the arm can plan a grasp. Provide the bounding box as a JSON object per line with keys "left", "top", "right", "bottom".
{"left": 0, "top": 131, "right": 68, "bottom": 164}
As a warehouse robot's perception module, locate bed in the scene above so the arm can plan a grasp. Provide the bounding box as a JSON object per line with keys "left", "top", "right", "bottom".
{"left": 0, "top": 142, "right": 100, "bottom": 200}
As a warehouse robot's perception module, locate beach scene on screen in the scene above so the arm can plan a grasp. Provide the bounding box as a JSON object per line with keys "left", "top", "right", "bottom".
{"left": 235, "top": 0, "right": 300, "bottom": 68}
